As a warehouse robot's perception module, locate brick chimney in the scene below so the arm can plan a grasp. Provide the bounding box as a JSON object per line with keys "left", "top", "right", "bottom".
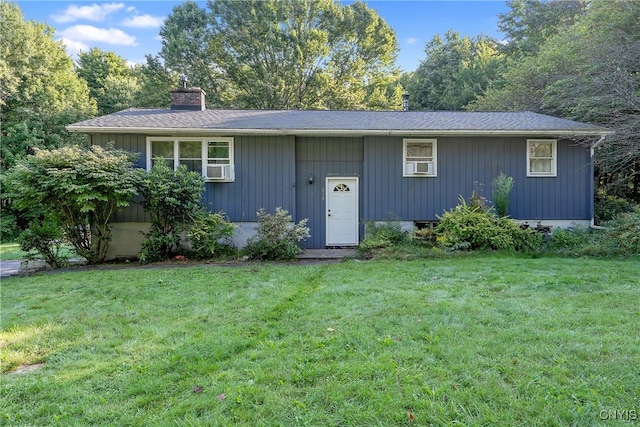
{"left": 170, "top": 87, "right": 206, "bottom": 111}
{"left": 170, "top": 75, "right": 206, "bottom": 111}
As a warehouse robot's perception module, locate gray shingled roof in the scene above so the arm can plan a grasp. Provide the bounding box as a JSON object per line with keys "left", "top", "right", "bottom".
{"left": 67, "top": 108, "right": 611, "bottom": 137}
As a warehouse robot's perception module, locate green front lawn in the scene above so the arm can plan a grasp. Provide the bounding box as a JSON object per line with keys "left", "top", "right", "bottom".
{"left": 0, "top": 242, "right": 25, "bottom": 261}
{"left": 1, "top": 255, "right": 639, "bottom": 425}
{"left": 0, "top": 242, "right": 76, "bottom": 262}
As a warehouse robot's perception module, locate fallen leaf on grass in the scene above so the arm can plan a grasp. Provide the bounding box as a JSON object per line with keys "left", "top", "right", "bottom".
{"left": 407, "top": 410, "right": 415, "bottom": 422}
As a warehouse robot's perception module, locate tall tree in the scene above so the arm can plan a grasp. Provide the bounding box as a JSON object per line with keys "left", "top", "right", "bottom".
{"left": 159, "top": 1, "right": 228, "bottom": 106}
{"left": 76, "top": 48, "right": 141, "bottom": 115}
{"left": 498, "top": 0, "right": 587, "bottom": 58}
{"left": 0, "top": 1, "right": 96, "bottom": 171}
{"left": 133, "top": 55, "right": 176, "bottom": 108}
{"left": 159, "top": 0, "right": 401, "bottom": 110}
{"left": 543, "top": 0, "right": 640, "bottom": 201}
{"left": 406, "top": 31, "right": 504, "bottom": 111}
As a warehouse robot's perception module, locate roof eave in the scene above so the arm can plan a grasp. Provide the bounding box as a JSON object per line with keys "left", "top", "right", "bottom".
{"left": 67, "top": 125, "right": 614, "bottom": 138}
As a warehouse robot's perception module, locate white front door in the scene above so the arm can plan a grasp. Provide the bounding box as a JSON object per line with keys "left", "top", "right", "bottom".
{"left": 326, "top": 177, "right": 359, "bottom": 246}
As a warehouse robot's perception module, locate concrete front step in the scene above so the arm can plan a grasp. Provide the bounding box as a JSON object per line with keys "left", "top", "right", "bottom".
{"left": 296, "top": 249, "right": 357, "bottom": 260}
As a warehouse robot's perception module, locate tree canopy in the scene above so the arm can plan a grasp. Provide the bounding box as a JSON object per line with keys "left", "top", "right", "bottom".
{"left": 160, "top": 0, "right": 402, "bottom": 110}
{"left": 0, "top": 1, "right": 96, "bottom": 170}
{"left": 76, "top": 47, "right": 141, "bottom": 115}
{"left": 497, "top": 0, "right": 587, "bottom": 58}
{"left": 404, "top": 31, "right": 504, "bottom": 111}
{"left": 134, "top": 55, "right": 175, "bottom": 108}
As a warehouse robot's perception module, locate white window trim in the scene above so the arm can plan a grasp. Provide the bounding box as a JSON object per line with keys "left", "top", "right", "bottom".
{"left": 403, "top": 138, "right": 437, "bottom": 177}
{"left": 146, "top": 137, "right": 234, "bottom": 182}
{"left": 527, "top": 139, "right": 557, "bottom": 177}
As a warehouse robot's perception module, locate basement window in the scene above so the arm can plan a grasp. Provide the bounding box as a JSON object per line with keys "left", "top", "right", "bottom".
{"left": 147, "top": 137, "right": 235, "bottom": 182}
{"left": 403, "top": 139, "right": 437, "bottom": 177}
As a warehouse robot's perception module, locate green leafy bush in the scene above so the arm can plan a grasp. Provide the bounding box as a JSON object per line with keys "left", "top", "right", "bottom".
{"left": 0, "top": 211, "right": 20, "bottom": 242}
{"left": 359, "top": 219, "right": 410, "bottom": 255}
{"left": 413, "top": 227, "right": 437, "bottom": 246}
{"left": 244, "top": 208, "right": 310, "bottom": 261}
{"left": 598, "top": 208, "right": 640, "bottom": 256}
{"left": 186, "top": 210, "right": 236, "bottom": 259}
{"left": 491, "top": 173, "right": 514, "bottom": 217}
{"left": 6, "top": 145, "right": 140, "bottom": 265}
{"left": 540, "top": 210, "right": 640, "bottom": 257}
{"left": 17, "top": 217, "right": 69, "bottom": 268}
{"left": 137, "top": 162, "right": 205, "bottom": 262}
{"left": 545, "top": 226, "right": 595, "bottom": 254}
{"left": 139, "top": 230, "right": 182, "bottom": 264}
{"left": 435, "top": 197, "right": 542, "bottom": 251}
{"left": 594, "top": 190, "right": 636, "bottom": 223}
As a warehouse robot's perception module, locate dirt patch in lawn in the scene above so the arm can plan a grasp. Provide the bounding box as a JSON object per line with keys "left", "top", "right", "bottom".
{"left": 8, "top": 363, "right": 45, "bottom": 375}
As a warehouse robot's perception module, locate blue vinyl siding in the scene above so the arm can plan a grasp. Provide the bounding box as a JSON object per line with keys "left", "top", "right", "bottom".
{"left": 93, "top": 132, "right": 593, "bottom": 248}
{"left": 90, "top": 133, "right": 148, "bottom": 222}
{"left": 91, "top": 134, "right": 296, "bottom": 223}
{"left": 202, "top": 135, "right": 295, "bottom": 221}
{"left": 91, "top": 133, "right": 146, "bottom": 167}
{"left": 296, "top": 137, "right": 363, "bottom": 248}
{"left": 362, "top": 136, "right": 591, "bottom": 222}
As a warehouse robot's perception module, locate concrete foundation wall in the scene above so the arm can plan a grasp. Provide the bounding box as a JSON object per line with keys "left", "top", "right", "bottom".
{"left": 107, "top": 223, "right": 150, "bottom": 260}
{"left": 105, "top": 222, "right": 261, "bottom": 260}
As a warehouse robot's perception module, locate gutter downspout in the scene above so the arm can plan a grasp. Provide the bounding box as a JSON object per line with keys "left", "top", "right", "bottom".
{"left": 590, "top": 136, "right": 606, "bottom": 228}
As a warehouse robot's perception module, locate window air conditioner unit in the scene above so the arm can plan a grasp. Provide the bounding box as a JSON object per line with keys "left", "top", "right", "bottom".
{"left": 406, "top": 161, "right": 433, "bottom": 175}
{"left": 207, "top": 164, "right": 231, "bottom": 180}
{"left": 415, "top": 161, "right": 433, "bottom": 174}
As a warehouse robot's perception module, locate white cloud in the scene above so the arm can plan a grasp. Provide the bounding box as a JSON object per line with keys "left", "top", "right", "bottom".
{"left": 58, "top": 37, "right": 90, "bottom": 57}
{"left": 406, "top": 38, "right": 418, "bottom": 45}
{"left": 59, "top": 25, "right": 137, "bottom": 46}
{"left": 121, "top": 14, "right": 165, "bottom": 29}
{"left": 51, "top": 3, "right": 125, "bottom": 23}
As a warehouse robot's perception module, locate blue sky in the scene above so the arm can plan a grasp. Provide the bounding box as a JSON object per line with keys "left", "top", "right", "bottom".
{"left": 16, "top": 0, "right": 509, "bottom": 72}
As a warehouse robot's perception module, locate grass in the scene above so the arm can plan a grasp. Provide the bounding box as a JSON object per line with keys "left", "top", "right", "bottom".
{"left": 1, "top": 255, "right": 639, "bottom": 425}
{"left": 0, "top": 241, "right": 77, "bottom": 263}
{"left": 0, "top": 242, "right": 26, "bottom": 261}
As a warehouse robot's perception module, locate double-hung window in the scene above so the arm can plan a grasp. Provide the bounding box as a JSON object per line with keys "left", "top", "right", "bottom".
{"left": 147, "top": 137, "right": 234, "bottom": 182}
{"left": 527, "top": 139, "right": 556, "bottom": 177}
{"left": 403, "top": 139, "right": 437, "bottom": 177}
